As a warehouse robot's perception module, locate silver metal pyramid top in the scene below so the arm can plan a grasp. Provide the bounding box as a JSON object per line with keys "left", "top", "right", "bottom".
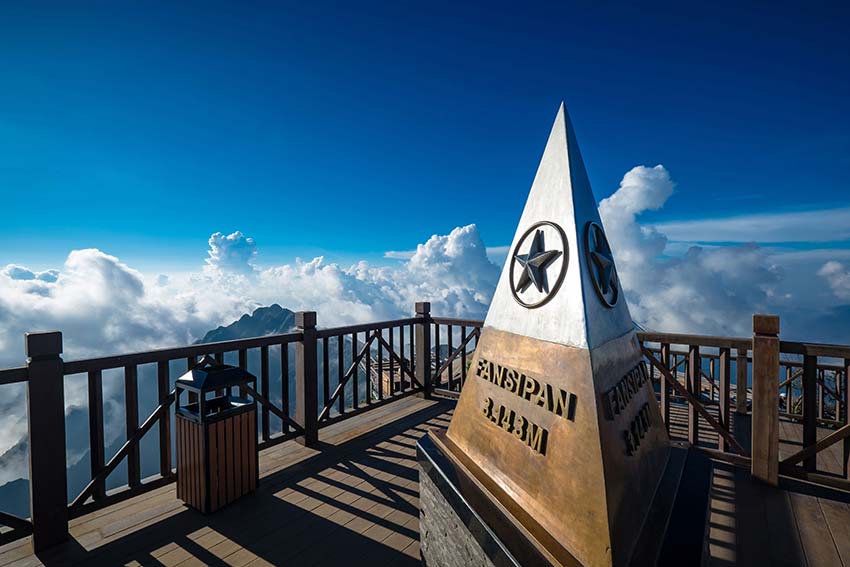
{"left": 484, "top": 102, "right": 634, "bottom": 350}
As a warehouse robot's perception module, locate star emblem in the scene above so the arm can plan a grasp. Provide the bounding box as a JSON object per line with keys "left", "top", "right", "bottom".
{"left": 509, "top": 221, "right": 569, "bottom": 309}
{"left": 585, "top": 222, "right": 619, "bottom": 307}
{"left": 514, "top": 230, "right": 562, "bottom": 294}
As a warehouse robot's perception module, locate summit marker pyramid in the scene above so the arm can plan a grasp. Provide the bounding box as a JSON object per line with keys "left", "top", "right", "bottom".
{"left": 440, "top": 102, "right": 671, "bottom": 567}
{"left": 484, "top": 102, "right": 635, "bottom": 349}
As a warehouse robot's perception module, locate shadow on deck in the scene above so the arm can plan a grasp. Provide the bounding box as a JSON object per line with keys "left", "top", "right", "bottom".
{"left": 2, "top": 396, "right": 850, "bottom": 566}
{"left": 0, "top": 396, "right": 455, "bottom": 567}
{"left": 704, "top": 410, "right": 850, "bottom": 567}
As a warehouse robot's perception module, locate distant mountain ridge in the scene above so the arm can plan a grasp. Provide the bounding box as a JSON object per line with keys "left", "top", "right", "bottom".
{"left": 199, "top": 304, "right": 296, "bottom": 343}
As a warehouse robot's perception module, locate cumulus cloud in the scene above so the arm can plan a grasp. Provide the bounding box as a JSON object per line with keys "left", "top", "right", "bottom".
{"left": 0, "top": 250, "right": 211, "bottom": 364}
{"left": 818, "top": 261, "right": 850, "bottom": 301}
{"left": 597, "top": 165, "right": 850, "bottom": 344}
{"left": 385, "top": 243, "right": 512, "bottom": 265}
{"left": 205, "top": 231, "right": 258, "bottom": 275}
{"left": 600, "top": 165, "right": 783, "bottom": 337}
{"left": 250, "top": 225, "right": 499, "bottom": 322}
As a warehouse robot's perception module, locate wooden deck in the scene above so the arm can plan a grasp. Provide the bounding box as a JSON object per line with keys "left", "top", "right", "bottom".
{"left": 2, "top": 396, "right": 850, "bottom": 566}
{"left": 0, "top": 396, "right": 454, "bottom": 567}
{"left": 696, "top": 407, "right": 850, "bottom": 567}
{"left": 706, "top": 461, "right": 850, "bottom": 567}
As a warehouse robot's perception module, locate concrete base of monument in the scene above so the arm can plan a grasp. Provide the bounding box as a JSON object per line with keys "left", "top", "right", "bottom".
{"left": 417, "top": 430, "right": 712, "bottom": 567}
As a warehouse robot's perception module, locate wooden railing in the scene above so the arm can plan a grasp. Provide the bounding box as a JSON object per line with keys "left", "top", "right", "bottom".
{"left": 0, "top": 303, "right": 441, "bottom": 550}
{"left": 3, "top": 305, "right": 850, "bottom": 551}
{"left": 429, "top": 316, "right": 482, "bottom": 398}
{"left": 0, "top": 366, "right": 32, "bottom": 546}
{"left": 774, "top": 340, "right": 850, "bottom": 491}
{"left": 640, "top": 332, "right": 751, "bottom": 461}
{"left": 315, "top": 316, "right": 423, "bottom": 428}
{"left": 63, "top": 329, "right": 305, "bottom": 519}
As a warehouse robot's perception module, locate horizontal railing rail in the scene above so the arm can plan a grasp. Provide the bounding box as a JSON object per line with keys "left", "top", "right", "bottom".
{"left": 639, "top": 331, "right": 751, "bottom": 350}
{"left": 62, "top": 332, "right": 304, "bottom": 374}
{"left": 314, "top": 317, "right": 422, "bottom": 339}
{"left": 0, "top": 366, "right": 28, "bottom": 386}
{"left": 0, "top": 510, "right": 32, "bottom": 546}
{"left": 779, "top": 341, "right": 850, "bottom": 359}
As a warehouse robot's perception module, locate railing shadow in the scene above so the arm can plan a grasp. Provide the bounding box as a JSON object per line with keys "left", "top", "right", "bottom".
{"left": 32, "top": 398, "right": 456, "bottom": 567}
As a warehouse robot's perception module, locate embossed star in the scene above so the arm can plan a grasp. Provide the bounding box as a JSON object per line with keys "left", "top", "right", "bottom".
{"left": 514, "top": 230, "right": 562, "bottom": 294}
{"left": 591, "top": 248, "right": 616, "bottom": 294}
{"left": 587, "top": 224, "right": 619, "bottom": 302}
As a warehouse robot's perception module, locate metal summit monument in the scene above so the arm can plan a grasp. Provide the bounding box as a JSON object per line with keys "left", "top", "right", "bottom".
{"left": 418, "top": 103, "right": 702, "bottom": 567}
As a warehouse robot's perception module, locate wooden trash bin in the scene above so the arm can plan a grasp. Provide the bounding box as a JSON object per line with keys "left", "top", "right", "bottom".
{"left": 175, "top": 356, "right": 258, "bottom": 513}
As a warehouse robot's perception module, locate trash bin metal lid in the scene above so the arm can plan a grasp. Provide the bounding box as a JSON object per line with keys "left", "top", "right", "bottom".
{"left": 175, "top": 355, "right": 256, "bottom": 392}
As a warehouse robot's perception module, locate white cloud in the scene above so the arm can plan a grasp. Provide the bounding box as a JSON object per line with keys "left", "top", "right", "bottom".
{"left": 601, "top": 165, "right": 819, "bottom": 339}
{"left": 253, "top": 225, "right": 499, "bottom": 323}
{"left": 386, "top": 244, "right": 512, "bottom": 265}
{"left": 654, "top": 206, "right": 850, "bottom": 244}
{"left": 205, "top": 231, "right": 258, "bottom": 275}
{"left": 818, "top": 261, "right": 850, "bottom": 301}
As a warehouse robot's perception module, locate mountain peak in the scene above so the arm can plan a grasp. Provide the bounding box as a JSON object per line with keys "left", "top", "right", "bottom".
{"left": 199, "top": 304, "right": 297, "bottom": 344}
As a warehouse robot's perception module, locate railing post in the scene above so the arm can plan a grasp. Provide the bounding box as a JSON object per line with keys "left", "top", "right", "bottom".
{"left": 719, "top": 348, "right": 732, "bottom": 453}
{"left": 686, "top": 345, "right": 700, "bottom": 445}
{"left": 25, "top": 331, "right": 69, "bottom": 551}
{"left": 295, "top": 311, "right": 319, "bottom": 447}
{"left": 709, "top": 358, "right": 716, "bottom": 401}
{"left": 844, "top": 358, "right": 850, "bottom": 479}
{"left": 156, "top": 361, "right": 171, "bottom": 478}
{"left": 802, "top": 354, "right": 818, "bottom": 472}
{"left": 752, "top": 314, "right": 780, "bottom": 486}
{"left": 660, "top": 343, "right": 670, "bottom": 424}
{"left": 736, "top": 348, "right": 748, "bottom": 415}
{"left": 415, "top": 302, "right": 432, "bottom": 399}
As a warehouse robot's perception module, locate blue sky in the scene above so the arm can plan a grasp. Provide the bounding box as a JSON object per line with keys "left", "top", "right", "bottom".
{"left": 1, "top": 1, "right": 849, "bottom": 271}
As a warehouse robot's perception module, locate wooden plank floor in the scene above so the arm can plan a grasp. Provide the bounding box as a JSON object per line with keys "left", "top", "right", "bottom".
{"left": 0, "top": 396, "right": 455, "bottom": 567}
{"left": 704, "top": 411, "right": 850, "bottom": 567}
{"left": 705, "top": 461, "right": 850, "bottom": 567}
{"left": 3, "top": 395, "right": 849, "bottom": 566}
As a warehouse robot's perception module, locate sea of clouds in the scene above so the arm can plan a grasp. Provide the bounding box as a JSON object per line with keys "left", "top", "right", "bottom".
{"left": 0, "top": 164, "right": 848, "bottom": 484}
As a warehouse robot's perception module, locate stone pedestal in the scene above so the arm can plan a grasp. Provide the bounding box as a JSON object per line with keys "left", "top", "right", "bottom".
{"left": 420, "top": 467, "right": 502, "bottom": 567}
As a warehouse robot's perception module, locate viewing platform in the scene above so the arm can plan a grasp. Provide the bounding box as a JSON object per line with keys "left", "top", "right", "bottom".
{"left": 1, "top": 395, "right": 449, "bottom": 567}
{"left": 1, "top": 308, "right": 849, "bottom": 566}
{"left": 2, "top": 398, "right": 849, "bottom": 566}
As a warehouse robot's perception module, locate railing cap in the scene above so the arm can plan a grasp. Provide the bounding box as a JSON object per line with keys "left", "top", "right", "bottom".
{"left": 296, "top": 311, "right": 317, "bottom": 329}
{"left": 26, "top": 331, "right": 63, "bottom": 359}
{"left": 753, "top": 314, "right": 780, "bottom": 336}
{"left": 415, "top": 302, "right": 431, "bottom": 315}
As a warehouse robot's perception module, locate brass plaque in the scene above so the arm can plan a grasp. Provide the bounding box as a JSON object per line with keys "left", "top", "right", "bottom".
{"left": 445, "top": 327, "right": 670, "bottom": 567}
